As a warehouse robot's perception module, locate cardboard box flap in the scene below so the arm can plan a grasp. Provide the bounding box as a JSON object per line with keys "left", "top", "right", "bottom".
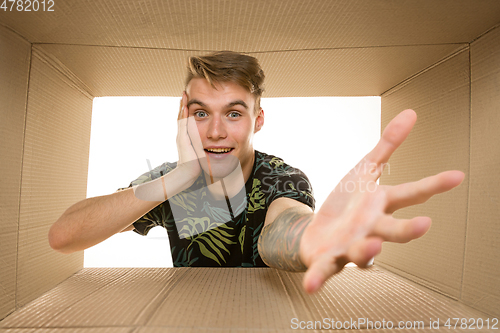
{"left": 11, "top": 35, "right": 93, "bottom": 311}
{"left": 1, "top": 1, "right": 499, "bottom": 98}
{"left": 34, "top": 43, "right": 463, "bottom": 97}
{"left": 1, "top": 1, "right": 499, "bottom": 50}
{"left": 1, "top": 267, "right": 490, "bottom": 331}
{"left": 377, "top": 48, "right": 470, "bottom": 299}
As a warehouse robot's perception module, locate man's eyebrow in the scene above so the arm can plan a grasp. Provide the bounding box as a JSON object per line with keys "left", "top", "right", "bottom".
{"left": 226, "top": 100, "right": 248, "bottom": 110}
{"left": 187, "top": 99, "right": 249, "bottom": 110}
{"left": 187, "top": 99, "right": 207, "bottom": 108}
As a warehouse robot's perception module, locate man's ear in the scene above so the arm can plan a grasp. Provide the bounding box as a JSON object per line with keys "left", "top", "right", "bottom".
{"left": 254, "top": 108, "right": 264, "bottom": 133}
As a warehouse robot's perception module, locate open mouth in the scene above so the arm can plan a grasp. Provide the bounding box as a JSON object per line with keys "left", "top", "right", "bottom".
{"left": 204, "top": 148, "right": 234, "bottom": 154}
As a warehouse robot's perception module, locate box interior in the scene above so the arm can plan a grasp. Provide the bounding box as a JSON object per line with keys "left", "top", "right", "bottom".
{"left": 1, "top": 0, "right": 499, "bottom": 329}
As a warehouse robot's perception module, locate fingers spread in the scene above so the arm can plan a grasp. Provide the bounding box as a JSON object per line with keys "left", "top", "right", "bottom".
{"left": 371, "top": 215, "right": 432, "bottom": 243}
{"left": 385, "top": 170, "right": 465, "bottom": 213}
{"left": 365, "top": 109, "right": 417, "bottom": 177}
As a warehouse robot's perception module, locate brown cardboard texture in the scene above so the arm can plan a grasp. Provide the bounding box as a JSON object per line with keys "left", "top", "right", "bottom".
{"left": 1, "top": 0, "right": 500, "bottom": 330}
{"left": 378, "top": 49, "right": 471, "bottom": 298}
{"left": 0, "top": 25, "right": 30, "bottom": 323}
{"left": 0, "top": 267, "right": 492, "bottom": 331}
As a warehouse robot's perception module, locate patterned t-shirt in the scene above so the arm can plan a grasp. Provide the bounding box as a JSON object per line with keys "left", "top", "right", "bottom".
{"left": 121, "top": 150, "right": 315, "bottom": 267}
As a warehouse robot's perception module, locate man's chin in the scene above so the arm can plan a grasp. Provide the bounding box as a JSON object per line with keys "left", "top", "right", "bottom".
{"left": 200, "top": 154, "right": 241, "bottom": 182}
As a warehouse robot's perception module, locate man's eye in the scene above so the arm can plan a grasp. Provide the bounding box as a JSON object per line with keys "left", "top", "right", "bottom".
{"left": 228, "top": 112, "right": 241, "bottom": 118}
{"left": 195, "top": 111, "right": 207, "bottom": 118}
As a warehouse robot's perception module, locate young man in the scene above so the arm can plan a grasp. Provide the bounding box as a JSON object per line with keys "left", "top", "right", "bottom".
{"left": 49, "top": 51, "right": 464, "bottom": 294}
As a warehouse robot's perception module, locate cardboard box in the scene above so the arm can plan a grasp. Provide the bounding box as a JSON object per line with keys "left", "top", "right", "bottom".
{"left": 1, "top": 1, "right": 499, "bottom": 331}
{"left": 0, "top": 267, "right": 493, "bottom": 331}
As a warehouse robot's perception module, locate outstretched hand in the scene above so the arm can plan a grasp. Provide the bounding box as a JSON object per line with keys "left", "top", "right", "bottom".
{"left": 299, "top": 109, "right": 464, "bottom": 293}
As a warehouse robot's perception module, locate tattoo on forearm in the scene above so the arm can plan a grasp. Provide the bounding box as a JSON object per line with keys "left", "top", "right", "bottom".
{"left": 258, "top": 207, "right": 313, "bottom": 271}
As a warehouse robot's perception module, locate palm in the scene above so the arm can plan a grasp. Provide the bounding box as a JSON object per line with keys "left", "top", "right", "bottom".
{"left": 299, "top": 109, "right": 464, "bottom": 294}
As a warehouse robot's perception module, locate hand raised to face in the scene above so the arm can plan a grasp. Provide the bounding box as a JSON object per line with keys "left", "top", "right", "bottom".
{"left": 175, "top": 92, "right": 206, "bottom": 181}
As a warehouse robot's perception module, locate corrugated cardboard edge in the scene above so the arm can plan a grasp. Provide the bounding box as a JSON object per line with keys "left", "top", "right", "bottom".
{"left": 0, "top": 25, "right": 31, "bottom": 321}
{"left": 462, "top": 24, "right": 500, "bottom": 318}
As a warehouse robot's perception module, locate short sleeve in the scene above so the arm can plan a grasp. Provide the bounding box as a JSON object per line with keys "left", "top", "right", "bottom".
{"left": 116, "top": 161, "right": 177, "bottom": 236}
{"left": 256, "top": 154, "right": 315, "bottom": 211}
{"left": 133, "top": 201, "right": 173, "bottom": 236}
{"left": 267, "top": 168, "right": 315, "bottom": 211}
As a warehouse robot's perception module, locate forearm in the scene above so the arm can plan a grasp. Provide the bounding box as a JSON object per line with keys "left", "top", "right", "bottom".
{"left": 49, "top": 167, "right": 195, "bottom": 253}
{"left": 257, "top": 207, "right": 314, "bottom": 271}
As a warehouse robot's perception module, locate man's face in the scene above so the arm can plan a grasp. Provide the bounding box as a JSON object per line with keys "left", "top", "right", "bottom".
{"left": 185, "top": 78, "right": 264, "bottom": 181}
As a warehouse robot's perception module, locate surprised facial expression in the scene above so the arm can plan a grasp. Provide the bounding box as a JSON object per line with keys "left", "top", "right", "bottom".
{"left": 185, "top": 78, "right": 264, "bottom": 183}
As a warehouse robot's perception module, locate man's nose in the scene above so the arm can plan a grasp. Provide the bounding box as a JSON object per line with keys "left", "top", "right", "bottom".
{"left": 207, "top": 117, "right": 227, "bottom": 140}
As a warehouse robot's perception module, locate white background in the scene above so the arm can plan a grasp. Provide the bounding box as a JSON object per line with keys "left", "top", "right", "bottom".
{"left": 84, "top": 96, "right": 381, "bottom": 267}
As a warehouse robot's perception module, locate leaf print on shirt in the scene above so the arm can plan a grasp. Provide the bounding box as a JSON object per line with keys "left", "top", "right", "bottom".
{"left": 169, "top": 191, "right": 197, "bottom": 214}
{"left": 269, "top": 157, "right": 284, "bottom": 169}
{"left": 239, "top": 225, "right": 246, "bottom": 253}
{"left": 202, "top": 201, "right": 231, "bottom": 223}
{"left": 252, "top": 222, "right": 264, "bottom": 264}
{"left": 248, "top": 179, "right": 266, "bottom": 213}
{"left": 172, "top": 246, "right": 199, "bottom": 267}
{"left": 187, "top": 223, "right": 237, "bottom": 265}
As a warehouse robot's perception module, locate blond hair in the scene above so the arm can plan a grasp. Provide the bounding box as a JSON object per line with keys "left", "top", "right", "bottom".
{"left": 185, "top": 51, "right": 265, "bottom": 112}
